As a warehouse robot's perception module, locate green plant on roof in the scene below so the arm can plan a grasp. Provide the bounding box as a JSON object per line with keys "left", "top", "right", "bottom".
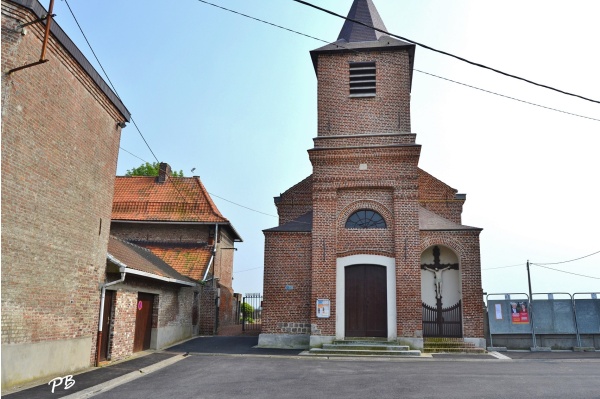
{"left": 125, "top": 162, "right": 183, "bottom": 177}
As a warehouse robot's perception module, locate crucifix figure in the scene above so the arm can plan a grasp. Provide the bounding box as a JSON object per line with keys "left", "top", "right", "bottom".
{"left": 425, "top": 266, "right": 451, "bottom": 299}
{"left": 421, "top": 246, "right": 459, "bottom": 300}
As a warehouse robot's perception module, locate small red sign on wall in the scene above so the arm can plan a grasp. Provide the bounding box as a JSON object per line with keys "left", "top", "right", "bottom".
{"left": 137, "top": 300, "right": 143, "bottom": 310}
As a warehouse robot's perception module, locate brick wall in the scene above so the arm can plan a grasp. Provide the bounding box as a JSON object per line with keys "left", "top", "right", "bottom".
{"left": 106, "top": 275, "right": 194, "bottom": 362}
{"left": 1, "top": 0, "right": 126, "bottom": 374}
{"left": 275, "top": 175, "right": 313, "bottom": 225}
{"left": 418, "top": 168, "right": 464, "bottom": 224}
{"left": 316, "top": 50, "right": 412, "bottom": 136}
{"left": 110, "top": 222, "right": 211, "bottom": 244}
{"left": 262, "top": 232, "right": 312, "bottom": 334}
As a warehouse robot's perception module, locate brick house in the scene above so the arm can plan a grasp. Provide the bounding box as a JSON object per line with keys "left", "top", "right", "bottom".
{"left": 101, "top": 236, "right": 197, "bottom": 364}
{"left": 1, "top": 0, "right": 130, "bottom": 389}
{"left": 110, "top": 163, "right": 242, "bottom": 335}
{"left": 259, "top": 0, "right": 484, "bottom": 350}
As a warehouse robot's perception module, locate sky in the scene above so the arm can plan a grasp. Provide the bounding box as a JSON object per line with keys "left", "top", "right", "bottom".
{"left": 49, "top": 0, "right": 599, "bottom": 298}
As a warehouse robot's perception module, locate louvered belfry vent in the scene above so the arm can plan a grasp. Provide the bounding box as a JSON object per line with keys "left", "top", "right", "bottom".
{"left": 349, "top": 61, "right": 376, "bottom": 97}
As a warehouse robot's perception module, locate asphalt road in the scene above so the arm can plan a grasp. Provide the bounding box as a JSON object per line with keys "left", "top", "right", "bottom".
{"left": 5, "top": 337, "right": 599, "bottom": 399}
{"left": 93, "top": 354, "right": 600, "bottom": 399}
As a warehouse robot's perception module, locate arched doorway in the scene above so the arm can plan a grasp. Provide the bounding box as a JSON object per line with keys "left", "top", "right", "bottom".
{"left": 420, "top": 246, "right": 462, "bottom": 337}
{"left": 345, "top": 264, "right": 387, "bottom": 337}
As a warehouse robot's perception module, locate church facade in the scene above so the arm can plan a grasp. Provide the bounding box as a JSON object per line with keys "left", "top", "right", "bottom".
{"left": 259, "top": 0, "right": 484, "bottom": 350}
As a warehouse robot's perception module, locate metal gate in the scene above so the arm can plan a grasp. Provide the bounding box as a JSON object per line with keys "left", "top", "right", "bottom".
{"left": 241, "top": 293, "right": 262, "bottom": 332}
{"left": 422, "top": 300, "right": 462, "bottom": 337}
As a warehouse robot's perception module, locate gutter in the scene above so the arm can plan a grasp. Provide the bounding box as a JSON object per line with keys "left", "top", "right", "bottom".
{"left": 202, "top": 224, "right": 218, "bottom": 282}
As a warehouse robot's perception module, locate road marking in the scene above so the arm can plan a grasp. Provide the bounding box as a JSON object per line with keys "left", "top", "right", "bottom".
{"left": 61, "top": 354, "right": 188, "bottom": 399}
{"left": 489, "top": 351, "right": 512, "bottom": 360}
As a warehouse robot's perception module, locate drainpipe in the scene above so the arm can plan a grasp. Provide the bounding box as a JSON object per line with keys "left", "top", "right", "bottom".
{"left": 95, "top": 266, "right": 126, "bottom": 366}
{"left": 202, "top": 224, "right": 219, "bottom": 282}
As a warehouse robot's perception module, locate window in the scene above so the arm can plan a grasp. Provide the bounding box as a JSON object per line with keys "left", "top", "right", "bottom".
{"left": 349, "top": 61, "right": 376, "bottom": 97}
{"left": 345, "top": 209, "right": 386, "bottom": 229}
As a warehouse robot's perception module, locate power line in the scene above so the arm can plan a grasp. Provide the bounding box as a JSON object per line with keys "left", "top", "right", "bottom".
{"left": 207, "top": 192, "right": 278, "bottom": 218}
{"left": 292, "top": 0, "right": 600, "bottom": 105}
{"left": 63, "top": 0, "right": 160, "bottom": 164}
{"left": 195, "top": 0, "right": 598, "bottom": 122}
{"left": 414, "top": 70, "right": 600, "bottom": 122}
{"left": 234, "top": 266, "right": 263, "bottom": 274}
{"left": 531, "top": 250, "right": 600, "bottom": 266}
{"left": 531, "top": 264, "right": 600, "bottom": 280}
{"left": 482, "top": 263, "right": 524, "bottom": 271}
{"left": 119, "top": 147, "right": 147, "bottom": 163}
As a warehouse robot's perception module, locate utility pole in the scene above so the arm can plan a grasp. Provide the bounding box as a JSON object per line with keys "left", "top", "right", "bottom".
{"left": 526, "top": 260, "right": 537, "bottom": 348}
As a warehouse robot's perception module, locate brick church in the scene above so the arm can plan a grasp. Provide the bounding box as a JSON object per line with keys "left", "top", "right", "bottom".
{"left": 259, "top": 0, "right": 484, "bottom": 350}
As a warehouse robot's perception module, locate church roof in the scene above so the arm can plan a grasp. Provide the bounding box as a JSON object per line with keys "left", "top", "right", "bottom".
{"left": 264, "top": 208, "right": 481, "bottom": 233}
{"left": 264, "top": 211, "right": 313, "bottom": 233}
{"left": 419, "top": 207, "right": 482, "bottom": 231}
{"left": 309, "top": 0, "right": 415, "bottom": 76}
{"left": 338, "top": 0, "right": 389, "bottom": 43}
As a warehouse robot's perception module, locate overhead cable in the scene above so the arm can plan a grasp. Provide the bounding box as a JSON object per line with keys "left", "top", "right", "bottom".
{"left": 531, "top": 250, "right": 600, "bottom": 266}
{"left": 531, "top": 264, "right": 600, "bottom": 280}
{"left": 292, "top": 0, "right": 600, "bottom": 105}
{"left": 196, "top": 0, "right": 598, "bottom": 122}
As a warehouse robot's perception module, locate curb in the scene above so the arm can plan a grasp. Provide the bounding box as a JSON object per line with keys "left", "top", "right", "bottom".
{"left": 61, "top": 354, "right": 188, "bottom": 399}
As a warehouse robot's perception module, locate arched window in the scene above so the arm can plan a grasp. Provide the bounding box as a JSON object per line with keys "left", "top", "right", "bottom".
{"left": 345, "top": 209, "right": 387, "bottom": 229}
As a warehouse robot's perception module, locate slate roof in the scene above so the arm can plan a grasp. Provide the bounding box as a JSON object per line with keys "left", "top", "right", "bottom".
{"left": 338, "top": 0, "right": 389, "bottom": 43}
{"left": 264, "top": 211, "right": 313, "bottom": 233}
{"left": 418, "top": 207, "right": 482, "bottom": 231}
{"left": 112, "top": 176, "right": 242, "bottom": 241}
{"left": 107, "top": 236, "right": 196, "bottom": 285}
{"left": 309, "top": 0, "right": 415, "bottom": 78}
{"left": 264, "top": 208, "right": 481, "bottom": 232}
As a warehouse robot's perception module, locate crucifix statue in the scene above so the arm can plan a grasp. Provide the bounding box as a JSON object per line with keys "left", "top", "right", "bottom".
{"left": 421, "top": 246, "right": 459, "bottom": 300}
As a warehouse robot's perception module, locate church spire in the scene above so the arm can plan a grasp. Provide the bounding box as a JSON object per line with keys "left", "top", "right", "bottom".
{"left": 337, "top": 0, "right": 389, "bottom": 43}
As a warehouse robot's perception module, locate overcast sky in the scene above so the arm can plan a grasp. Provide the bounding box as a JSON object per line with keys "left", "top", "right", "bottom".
{"left": 50, "top": 0, "right": 599, "bottom": 298}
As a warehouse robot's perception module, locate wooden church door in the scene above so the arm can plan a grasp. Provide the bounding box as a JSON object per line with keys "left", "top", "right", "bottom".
{"left": 345, "top": 265, "right": 387, "bottom": 337}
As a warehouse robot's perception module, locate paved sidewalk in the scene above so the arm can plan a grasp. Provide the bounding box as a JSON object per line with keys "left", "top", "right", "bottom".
{"left": 2, "top": 352, "right": 180, "bottom": 399}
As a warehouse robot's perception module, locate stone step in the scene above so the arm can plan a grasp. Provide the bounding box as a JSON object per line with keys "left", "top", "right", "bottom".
{"left": 332, "top": 340, "right": 400, "bottom": 346}
{"left": 323, "top": 343, "right": 411, "bottom": 351}
{"left": 424, "top": 341, "right": 477, "bottom": 349}
{"left": 423, "top": 338, "right": 471, "bottom": 344}
{"left": 308, "top": 348, "right": 422, "bottom": 357}
{"left": 423, "top": 347, "right": 486, "bottom": 354}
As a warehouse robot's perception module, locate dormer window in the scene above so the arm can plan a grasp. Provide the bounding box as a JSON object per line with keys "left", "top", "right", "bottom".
{"left": 349, "top": 61, "right": 376, "bottom": 98}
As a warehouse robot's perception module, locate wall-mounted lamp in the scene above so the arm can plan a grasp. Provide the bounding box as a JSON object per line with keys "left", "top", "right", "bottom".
{"left": 117, "top": 121, "right": 127, "bottom": 129}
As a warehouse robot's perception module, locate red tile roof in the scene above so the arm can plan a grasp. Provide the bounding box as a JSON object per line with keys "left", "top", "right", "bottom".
{"left": 142, "top": 245, "right": 213, "bottom": 281}
{"left": 112, "top": 176, "right": 227, "bottom": 223}
{"left": 107, "top": 236, "right": 196, "bottom": 284}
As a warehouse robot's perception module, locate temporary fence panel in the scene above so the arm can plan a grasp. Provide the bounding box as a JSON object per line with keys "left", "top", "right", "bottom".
{"left": 531, "top": 298, "right": 576, "bottom": 334}
{"left": 574, "top": 297, "right": 600, "bottom": 334}
{"left": 487, "top": 294, "right": 532, "bottom": 335}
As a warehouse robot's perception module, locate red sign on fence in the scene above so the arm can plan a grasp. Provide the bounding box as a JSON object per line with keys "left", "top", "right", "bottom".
{"left": 510, "top": 302, "right": 529, "bottom": 324}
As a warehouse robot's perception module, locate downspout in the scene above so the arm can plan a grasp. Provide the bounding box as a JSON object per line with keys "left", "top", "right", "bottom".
{"left": 202, "top": 224, "right": 219, "bottom": 282}
{"left": 96, "top": 267, "right": 126, "bottom": 366}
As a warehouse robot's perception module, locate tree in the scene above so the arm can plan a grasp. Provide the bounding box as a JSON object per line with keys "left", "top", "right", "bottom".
{"left": 240, "top": 302, "right": 254, "bottom": 323}
{"left": 124, "top": 162, "right": 183, "bottom": 177}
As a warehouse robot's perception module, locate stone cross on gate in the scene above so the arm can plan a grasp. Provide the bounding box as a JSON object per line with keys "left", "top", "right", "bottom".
{"left": 421, "top": 246, "right": 459, "bottom": 300}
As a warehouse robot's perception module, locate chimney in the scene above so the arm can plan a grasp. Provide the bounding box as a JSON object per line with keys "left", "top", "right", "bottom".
{"left": 158, "top": 162, "right": 171, "bottom": 183}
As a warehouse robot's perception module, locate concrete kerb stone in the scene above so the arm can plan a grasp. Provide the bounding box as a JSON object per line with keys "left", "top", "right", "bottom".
{"left": 61, "top": 354, "right": 188, "bottom": 399}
